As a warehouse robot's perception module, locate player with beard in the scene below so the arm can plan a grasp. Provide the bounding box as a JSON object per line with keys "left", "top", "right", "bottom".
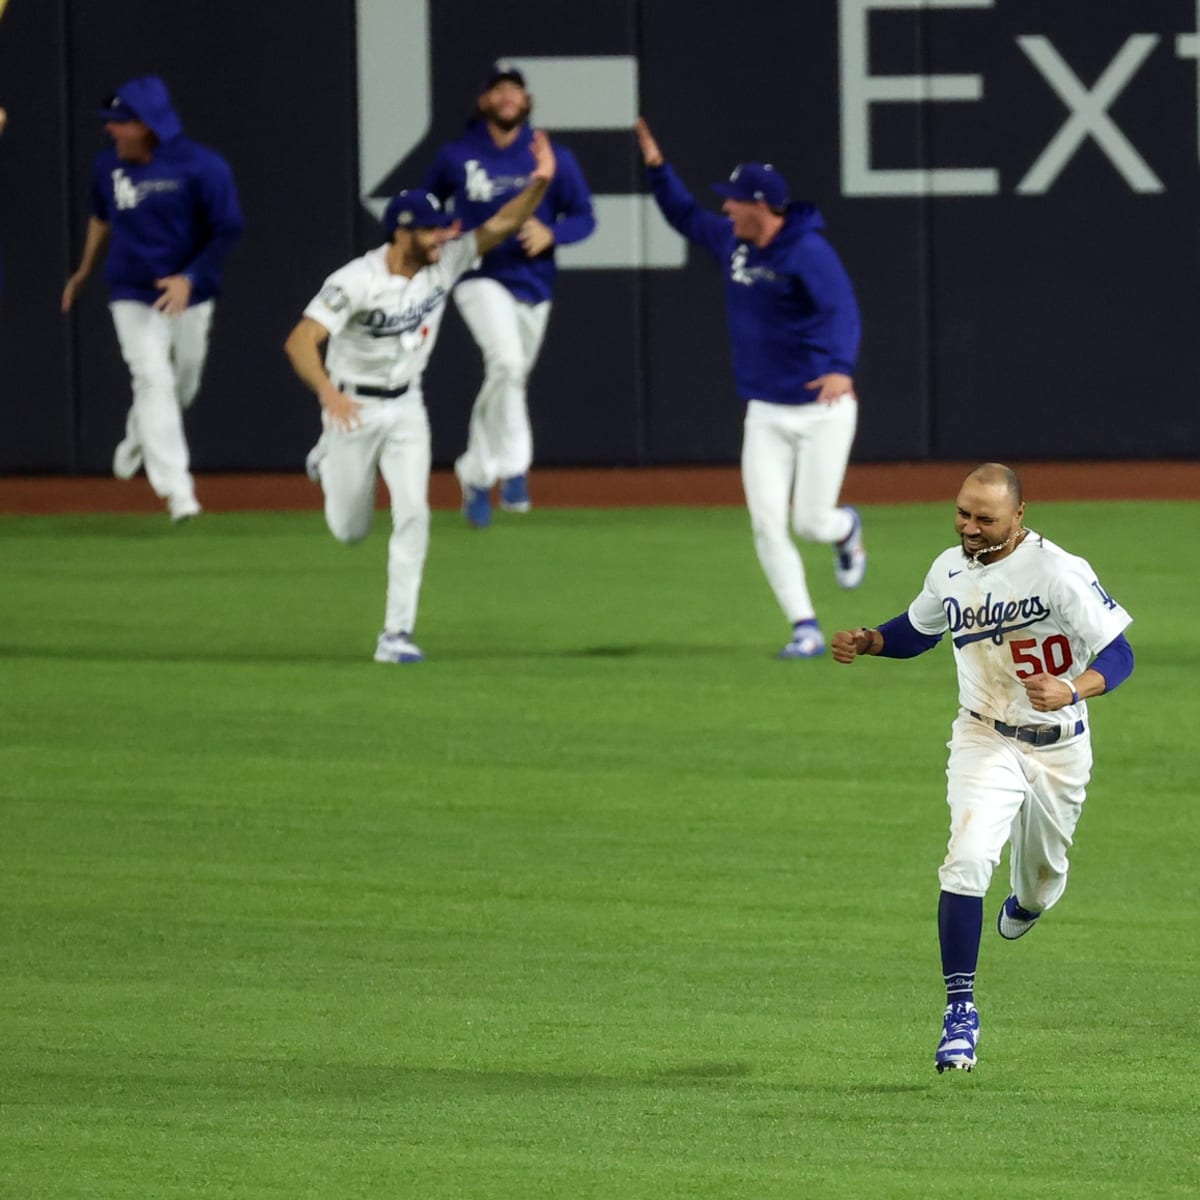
{"left": 284, "top": 131, "right": 557, "bottom": 663}
{"left": 423, "top": 61, "right": 595, "bottom": 527}
{"left": 831, "top": 463, "right": 1135, "bottom": 1072}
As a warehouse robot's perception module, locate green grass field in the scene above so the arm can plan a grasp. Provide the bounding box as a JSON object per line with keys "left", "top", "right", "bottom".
{"left": 2, "top": 500, "right": 1198, "bottom": 1198}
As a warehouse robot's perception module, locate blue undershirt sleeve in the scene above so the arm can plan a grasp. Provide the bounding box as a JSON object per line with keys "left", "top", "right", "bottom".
{"left": 1090, "top": 632, "right": 1133, "bottom": 692}
{"left": 877, "top": 612, "right": 944, "bottom": 659}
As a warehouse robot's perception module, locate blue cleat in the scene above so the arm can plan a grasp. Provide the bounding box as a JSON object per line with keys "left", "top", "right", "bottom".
{"left": 997, "top": 894, "right": 1042, "bottom": 940}
{"left": 777, "top": 622, "right": 825, "bottom": 659}
{"left": 499, "top": 473, "right": 531, "bottom": 513}
{"left": 462, "top": 483, "right": 492, "bottom": 529}
{"left": 935, "top": 1002, "right": 980, "bottom": 1073}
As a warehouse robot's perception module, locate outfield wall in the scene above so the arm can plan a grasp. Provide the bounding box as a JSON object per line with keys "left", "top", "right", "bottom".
{"left": 2, "top": 0, "right": 1198, "bottom": 472}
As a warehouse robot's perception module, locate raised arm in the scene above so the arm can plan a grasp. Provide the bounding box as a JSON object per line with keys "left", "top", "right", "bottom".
{"left": 473, "top": 129, "right": 556, "bottom": 258}
{"left": 635, "top": 116, "right": 729, "bottom": 260}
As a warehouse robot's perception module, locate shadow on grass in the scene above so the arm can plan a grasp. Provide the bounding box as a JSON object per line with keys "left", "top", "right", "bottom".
{"left": 0, "top": 642, "right": 758, "bottom": 666}
{"left": 19, "top": 1056, "right": 931, "bottom": 1102}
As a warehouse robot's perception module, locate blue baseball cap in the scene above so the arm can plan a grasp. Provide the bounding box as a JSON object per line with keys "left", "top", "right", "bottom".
{"left": 482, "top": 59, "right": 526, "bottom": 91}
{"left": 383, "top": 190, "right": 453, "bottom": 232}
{"left": 711, "top": 163, "right": 789, "bottom": 207}
{"left": 97, "top": 91, "right": 141, "bottom": 123}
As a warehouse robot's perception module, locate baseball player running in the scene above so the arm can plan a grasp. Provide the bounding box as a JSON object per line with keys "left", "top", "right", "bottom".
{"left": 423, "top": 61, "right": 595, "bottom": 528}
{"left": 832, "top": 464, "right": 1135, "bottom": 1072}
{"left": 283, "top": 132, "right": 558, "bottom": 664}
{"left": 636, "top": 117, "right": 865, "bottom": 659}
{"left": 61, "top": 76, "right": 243, "bottom": 522}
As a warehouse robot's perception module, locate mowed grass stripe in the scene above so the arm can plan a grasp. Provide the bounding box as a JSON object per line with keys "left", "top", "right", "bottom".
{"left": 1, "top": 503, "right": 1196, "bottom": 1198}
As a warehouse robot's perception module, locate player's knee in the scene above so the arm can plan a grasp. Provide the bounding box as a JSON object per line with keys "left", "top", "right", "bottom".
{"left": 791, "top": 511, "right": 840, "bottom": 542}
{"left": 174, "top": 365, "right": 204, "bottom": 408}
{"left": 938, "top": 854, "right": 995, "bottom": 897}
{"left": 129, "top": 362, "right": 175, "bottom": 397}
{"left": 326, "top": 512, "right": 371, "bottom": 544}
{"left": 389, "top": 507, "right": 430, "bottom": 552}
{"left": 483, "top": 353, "right": 526, "bottom": 387}
{"left": 750, "top": 516, "right": 792, "bottom": 550}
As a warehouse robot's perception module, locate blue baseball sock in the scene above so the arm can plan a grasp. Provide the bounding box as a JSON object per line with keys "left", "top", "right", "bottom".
{"left": 938, "top": 890, "right": 983, "bottom": 1006}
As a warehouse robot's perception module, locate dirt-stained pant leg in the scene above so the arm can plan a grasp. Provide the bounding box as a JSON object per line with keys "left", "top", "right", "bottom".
{"left": 940, "top": 715, "right": 1092, "bottom": 910}
{"left": 940, "top": 716, "right": 1031, "bottom": 897}
{"left": 1007, "top": 733, "right": 1092, "bottom": 912}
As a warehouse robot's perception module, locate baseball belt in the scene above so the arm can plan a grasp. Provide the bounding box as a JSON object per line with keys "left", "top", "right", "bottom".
{"left": 968, "top": 710, "right": 1085, "bottom": 747}
{"left": 337, "top": 381, "right": 411, "bottom": 399}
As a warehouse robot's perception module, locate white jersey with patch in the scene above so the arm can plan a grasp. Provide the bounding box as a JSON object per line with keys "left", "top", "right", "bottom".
{"left": 907, "top": 530, "right": 1132, "bottom": 729}
{"left": 303, "top": 235, "right": 478, "bottom": 392}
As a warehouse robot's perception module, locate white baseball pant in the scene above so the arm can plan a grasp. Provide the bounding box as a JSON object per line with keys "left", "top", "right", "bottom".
{"left": 453, "top": 277, "right": 550, "bottom": 489}
{"left": 313, "top": 391, "right": 431, "bottom": 636}
{"left": 110, "top": 299, "right": 213, "bottom": 509}
{"left": 939, "top": 713, "right": 1094, "bottom": 909}
{"left": 740, "top": 396, "right": 858, "bottom": 624}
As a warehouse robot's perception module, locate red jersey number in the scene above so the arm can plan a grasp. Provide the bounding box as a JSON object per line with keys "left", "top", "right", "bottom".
{"left": 1010, "top": 635, "right": 1074, "bottom": 678}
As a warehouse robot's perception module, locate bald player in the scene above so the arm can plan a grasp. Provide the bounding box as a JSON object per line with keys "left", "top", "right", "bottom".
{"left": 832, "top": 464, "right": 1135, "bottom": 1073}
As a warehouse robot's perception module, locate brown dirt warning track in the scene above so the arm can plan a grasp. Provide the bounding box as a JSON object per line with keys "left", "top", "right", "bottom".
{"left": 0, "top": 462, "right": 1196, "bottom": 516}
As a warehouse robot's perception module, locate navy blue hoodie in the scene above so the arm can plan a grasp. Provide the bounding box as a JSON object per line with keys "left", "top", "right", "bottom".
{"left": 647, "top": 162, "right": 860, "bottom": 406}
{"left": 423, "top": 121, "right": 594, "bottom": 304}
{"left": 90, "top": 76, "right": 243, "bottom": 305}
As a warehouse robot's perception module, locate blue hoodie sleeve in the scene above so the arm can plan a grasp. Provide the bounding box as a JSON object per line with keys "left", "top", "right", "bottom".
{"left": 545, "top": 146, "right": 595, "bottom": 246}
{"left": 181, "top": 150, "right": 244, "bottom": 295}
{"left": 790, "top": 233, "right": 861, "bottom": 375}
{"left": 645, "top": 162, "right": 729, "bottom": 262}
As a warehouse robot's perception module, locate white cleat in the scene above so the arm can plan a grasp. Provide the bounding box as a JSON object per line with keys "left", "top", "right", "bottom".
{"left": 834, "top": 506, "right": 867, "bottom": 589}
{"left": 168, "top": 495, "right": 202, "bottom": 524}
{"left": 374, "top": 631, "right": 425, "bottom": 664}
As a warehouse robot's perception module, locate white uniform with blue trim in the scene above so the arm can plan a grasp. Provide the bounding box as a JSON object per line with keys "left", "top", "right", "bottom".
{"left": 906, "top": 530, "right": 1132, "bottom": 907}
{"left": 302, "top": 234, "right": 478, "bottom": 637}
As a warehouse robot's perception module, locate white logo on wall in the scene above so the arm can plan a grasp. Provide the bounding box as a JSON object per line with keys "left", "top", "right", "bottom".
{"left": 354, "top": 0, "right": 685, "bottom": 269}
{"left": 839, "top": 0, "right": 1200, "bottom": 196}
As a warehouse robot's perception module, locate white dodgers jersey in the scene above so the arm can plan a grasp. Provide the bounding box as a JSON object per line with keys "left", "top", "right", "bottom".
{"left": 303, "top": 235, "right": 478, "bottom": 392}
{"left": 908, "top": 531, "right": 1132, "bottom": 730}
